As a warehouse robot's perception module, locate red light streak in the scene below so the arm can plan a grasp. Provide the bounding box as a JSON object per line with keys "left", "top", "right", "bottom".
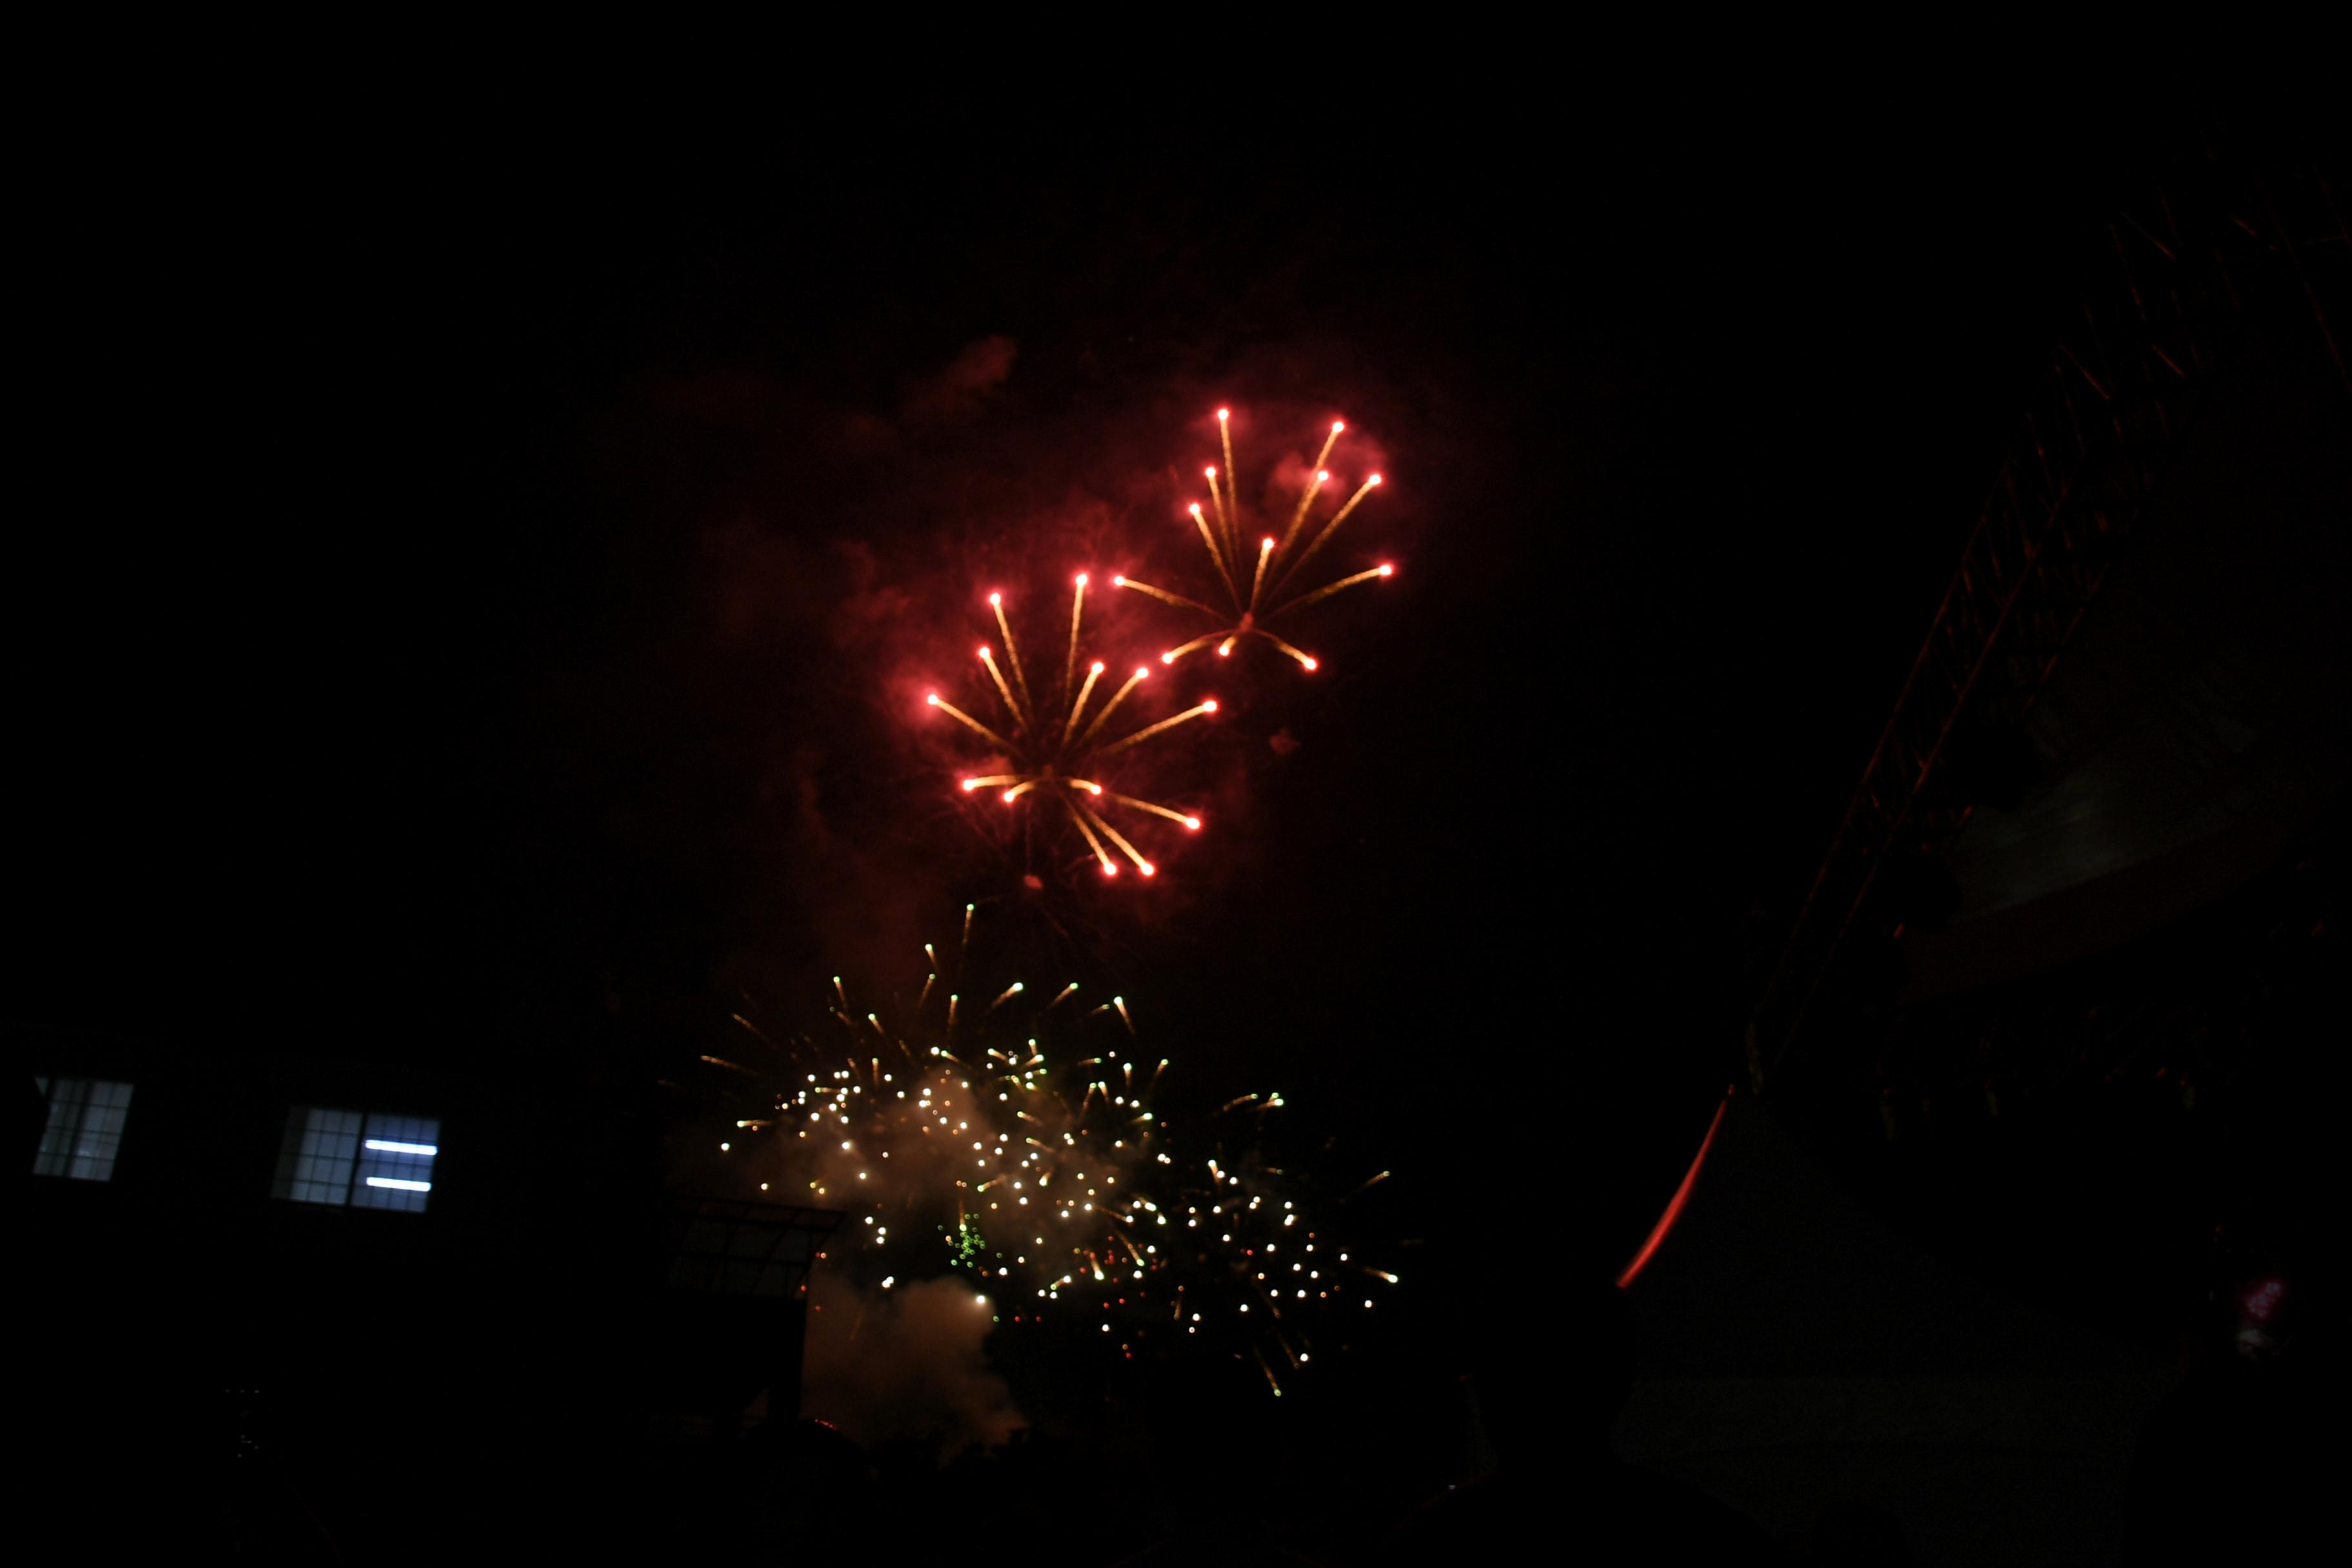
{"left": 1616, "top": 1090, "right": 1730, "bottom": 1289}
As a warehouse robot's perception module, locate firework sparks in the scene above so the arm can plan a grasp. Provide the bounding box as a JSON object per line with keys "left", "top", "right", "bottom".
{"left": 929, "top": 578, "right": 1215, "bottom": 879}
{"left": 1115, "top": 408, "right": 1395, "bottom": 674}
{"left": 705, "top": 910, "right": 1396, "bottom": 1391}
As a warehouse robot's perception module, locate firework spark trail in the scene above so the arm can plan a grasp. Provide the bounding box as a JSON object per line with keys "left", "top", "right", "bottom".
{"left": 928, "top": 576, "right": 1216, "bottom": 879}
{"left": 704, "top": 912, "right": 1398, "bottom": 1392}
{"left": 1115, "top": 407, "right": 1395, "bottom": 676}
{"left": 1063, "top": 573, "right": 1087, "bottom": 700}
{"left": 1191, "top": 500, "right": 1237, "bottom": 603}
{"left": 1217, "top": 408, "right": 1240, "bottom": 564}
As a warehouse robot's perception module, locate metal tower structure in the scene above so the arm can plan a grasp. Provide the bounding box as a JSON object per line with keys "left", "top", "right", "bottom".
{"left": 1749, "top": 148, "right": 2347, "bottom": 1093}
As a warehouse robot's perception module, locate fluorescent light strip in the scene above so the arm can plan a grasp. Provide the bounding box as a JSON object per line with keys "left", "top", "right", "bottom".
{"left": 364, "top": 1177, "right": 433, "bottom": 1192}
{"left": 364, "top": 1139, "right": 439, "bottom": 1156}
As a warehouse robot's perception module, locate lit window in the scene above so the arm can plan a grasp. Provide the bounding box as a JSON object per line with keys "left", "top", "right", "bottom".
{"left": 32, "top": 1077, "right": 135, "bottom": 1181}
{"left": 272, "top": 1107, "right": 441, "bottom": 1213}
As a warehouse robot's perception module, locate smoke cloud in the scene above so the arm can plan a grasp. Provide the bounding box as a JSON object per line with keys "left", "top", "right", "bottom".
{"left": 799, "top": 1271, "right": 1024, "bottom": 1452}
{"left": 899, "top": 333, "right": 1019, "bottom": 424}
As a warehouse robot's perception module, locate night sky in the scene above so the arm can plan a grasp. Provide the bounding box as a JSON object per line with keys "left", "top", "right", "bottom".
{"left": 20, "top": 93, "right": 2306, "bottom": 1322}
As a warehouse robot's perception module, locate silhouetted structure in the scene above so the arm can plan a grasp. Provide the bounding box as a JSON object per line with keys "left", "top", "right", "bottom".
{"left": 23, "top": 1024, "right": 841, "bottom": 1557}
{"left": 1751, "top": 152, "right": 2347, "bottom": 1090}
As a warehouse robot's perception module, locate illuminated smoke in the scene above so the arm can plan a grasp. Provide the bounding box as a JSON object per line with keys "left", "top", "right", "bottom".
{"left": 799, "top": 1272, "right": 1024, "bottom": 1450}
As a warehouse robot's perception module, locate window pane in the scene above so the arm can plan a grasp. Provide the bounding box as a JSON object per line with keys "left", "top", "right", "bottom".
{"left": 273, "top": 1106, "right": 363, "bottom": 1206}
{"left": 353, "top": 1113, "right": 440, "bottom": 1213}
{"left": 32, "top": 1078, "right": 135, "bottom": 1181}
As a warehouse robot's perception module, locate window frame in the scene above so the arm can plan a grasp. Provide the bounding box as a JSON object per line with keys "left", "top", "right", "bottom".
{"left": 31, "top": 1076, "right": 137, "bottom": 1182}
{"left": 272, "top": 1104, "right": 442, "bottom": 1213}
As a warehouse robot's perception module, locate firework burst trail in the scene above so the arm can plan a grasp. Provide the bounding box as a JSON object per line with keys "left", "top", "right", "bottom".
{"left": 926, "top": 578, "right": 1216, "bottom": 879}
{"left": 1115, "top": 407, "right": 1396, "bottom": 675}
{"left": 707, "top": 914, "right": 1400, "bottom": 1393}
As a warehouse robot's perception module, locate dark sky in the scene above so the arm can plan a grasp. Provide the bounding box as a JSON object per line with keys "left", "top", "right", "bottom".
{"left": 20, "top": 92, "right": 2279, "bottom": 1284}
